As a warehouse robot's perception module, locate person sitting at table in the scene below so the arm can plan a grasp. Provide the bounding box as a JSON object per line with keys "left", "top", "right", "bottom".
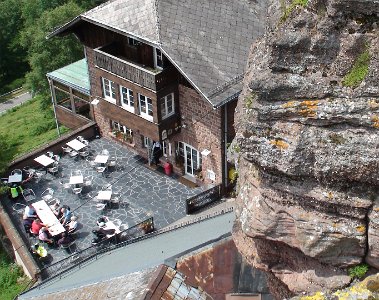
{"left": 23, "top": 204, "right": 37, "bottom": 219}
{"left": 22, "top": 216, "right": 34, "bottom": 233}
{"left": 50, "top": 203, "right": 60, "bottom": 217}
{"left": 59, "top": 207, "right": 72, "bottom": 226}
{"left": 65, "top": 216, "right": 78, "bottom": 233}
{"left": 38, "top": 227, "right": 55, "bottom": 245}
{"left": 31, "top": 218, "right": 45, "bottom": 235}
{"left": 57, "top": 232, "right": 74, "bottom": 247}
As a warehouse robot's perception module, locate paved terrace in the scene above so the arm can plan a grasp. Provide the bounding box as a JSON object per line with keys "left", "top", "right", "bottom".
{"left": 2, "top": 137, "right": 204, "bottom": 266}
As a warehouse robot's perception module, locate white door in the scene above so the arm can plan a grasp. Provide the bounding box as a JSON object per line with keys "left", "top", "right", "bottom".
{"left": 184, "top": 144, "right": 200, "bottom": 176}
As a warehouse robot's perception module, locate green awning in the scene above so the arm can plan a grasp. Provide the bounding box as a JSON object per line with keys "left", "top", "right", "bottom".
{"left": 47, "top": 59, "right": 90, "bottom": 95}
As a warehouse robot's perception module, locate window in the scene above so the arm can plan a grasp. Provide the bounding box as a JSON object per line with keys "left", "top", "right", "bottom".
{"left": 160, "top": 93, "right": 174, "bottom": 119}
{"left": 120, "top": 86, "right": 134, "bottom": 112}
{"left": 139, "top": 94, "right": 153, "bottom": 121}
{"left": 143, "top": 136, "right": 153, "bottom": 148}
{"left": 162, "top": 141, "right": 171, "bottom": 157}
{"left": 155, "top": 48, "right": 163, "bottom": 69}
{"left": 128, "top": 37, "right": 140, "bottom": 46}
{"left": 111, "top": 120, "right": 133, "bottom": 143}
{"left": 102, "top": 78, "right": 116, "bottom": 103}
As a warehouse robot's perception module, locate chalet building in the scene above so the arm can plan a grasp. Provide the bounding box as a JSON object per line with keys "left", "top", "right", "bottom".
{"left": 48, "top": 0, "right": 267, "bottom": 187}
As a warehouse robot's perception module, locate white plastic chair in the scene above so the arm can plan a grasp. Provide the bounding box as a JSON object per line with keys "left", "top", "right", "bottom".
{"left": 84, "top": 176, "right": 93, "bottom": 187}
{"left": 72, "top": 187, "right": 83, "bottom": 195}
{"left": 95, "top": 203, "right": 106, "bottom": 211}
{"left": 101, "top": 149, "right": 109, "bottom": 156}
{"left": 69, "top": 150, "right": 79, "bottom": 158}
{"left": 79, "top": 150, "right": 89, "bottom": 159}
{"left": 41, "top": 188, "right": 54, "bottom": 201}
{"left": 46, "top": 151, "right": 54, "bottom": 158}
{"left": 62, "top": 146, "right": 72, "bottom": 155}
{"left": 53, "top": 155, "right": 60, "bottom": 162}
{"left": 47, "top": 165, "right": 59, "bottom": 176}
{"left": 11, "top": 169, "right": 22, "bottom": 175}
{"left": 12, "top": 203, "right": 26, "bottom": 215}
{"left": 22, "top": 189, "right": 36, "bottom": 203}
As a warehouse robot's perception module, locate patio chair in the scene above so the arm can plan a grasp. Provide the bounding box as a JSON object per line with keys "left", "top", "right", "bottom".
{"left": 62, "top": 146, "right": 72, "bottom": 155}
{"left": 46, "top": 151, "right": 54, "bottom": 158}
{"left": 32, "top": 171, "right": 45, "bottom": 183}
{"left": 84, "top": 176, "right": 93, "bottom": 187}
{"left": 79, "top": 150, "right": 89, "bottom": 159}
{"left": 1, "top": 178, "right": 8, "bottom": 185}
{"left": 110, "top": 196, "right": 120, "bottom": 209}
{"left": 23, "top": 166, "right": 36, "bottom": 176}
{"left": 96, "top": 166, "right": 107, "bottom": 176}
{"left": 108, "top": 157, "right": 117, "bottom": 169}
{"left": 47, "top": 198, "right": 60, "bottom": 207}
{"left": 76, "top": 136, "right": 84, "bottom": 142}
{"left": 41, "top": 188, "right": 54, "bottom": 201}
{"left": 82, "top": 139, "right": 89, "bottom": 146}
{"left": 53, "top": 155, "right": 60, "bottom": 162}
{"left": 11, "top": 169, "right": 22, "bottom": 175}
{"left": 69, "top": 150, "right": 79, "bottom": 159}
{"left": 95, "top": 203, "right": 106, "bottom": 211}
{"left": 12, "top": 203, "right": 26, "bottom": 215}
{"left": 61, "top": 240, "right": 76, "bottom": 254}
{"left": 101, "top": 149, "right": 109, "bottom": 156}
{"left": 72, "top": 187, "right": 83, "bottom": 195}
{"left": 47, "top": 165, "right": 59, "bottom": 176}
{"left": 22, "top": 189, "right": 36, "bottom": 203}
{"left": 86, "top": 156, "right": 96, "bottom": 168}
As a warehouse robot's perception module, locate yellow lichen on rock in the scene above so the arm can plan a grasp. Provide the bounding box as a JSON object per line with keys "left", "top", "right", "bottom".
{"left": 371, "top": 115, "right": 379, "bottom": 128}
{"left": 282, "top": 100, "right": 297, "bottom": 108}
{"left": 298, "top": 100, "right": 319, "bottom": 117}
{"left": 356, "top": 225, "right": 366, "bottom": 233}
{"left": 368, "top": 99, "right": 379, "bottom": 109}
{"left": 300, "top": 292, "right": 325, "bottom": 300}
{"left": 270, "top": 139, "right": 289, "bottom": 150}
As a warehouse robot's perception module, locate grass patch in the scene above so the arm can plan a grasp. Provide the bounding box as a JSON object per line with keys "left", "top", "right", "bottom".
{"left": 0, "top": 247, "right": 29, "bottom": 300}
{"left": 342, "top": 48, "right": 370, "bottom": 88}
{"left": 280, "top": 0, "right": 309, "bottom": 23}
{"left": 348, "top": 263, "right": 369, "bottom": 279}
{"left": 0, "top": 95, "right": 69, "bottom": 162}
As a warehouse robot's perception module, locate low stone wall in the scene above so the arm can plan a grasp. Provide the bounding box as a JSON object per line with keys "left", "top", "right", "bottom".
{"left": 6, "top": 122, "right": 97, "bottom": 174}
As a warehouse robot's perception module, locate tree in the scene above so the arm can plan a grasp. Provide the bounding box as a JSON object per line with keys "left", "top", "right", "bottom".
{"left": 20, "top": 1, "right": 84, "bottom": 107}
{"left": 0, "top": 0, "right": 28, "bottom": 91}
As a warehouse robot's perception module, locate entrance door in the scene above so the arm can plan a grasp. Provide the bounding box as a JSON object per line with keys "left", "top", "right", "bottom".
{"left": 184, "top": 144, "right": 200, "bottom": 176}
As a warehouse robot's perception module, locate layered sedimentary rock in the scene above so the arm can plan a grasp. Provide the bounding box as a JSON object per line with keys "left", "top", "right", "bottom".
{"left": 232, "top": 0, "right": 379, "bottom": 297}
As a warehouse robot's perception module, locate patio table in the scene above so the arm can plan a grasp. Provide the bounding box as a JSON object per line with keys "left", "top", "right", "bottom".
{"left": 34, "top": 154, "right": 55, "bottom": 167}
{"left": 69, "top": 175, "right": 84, "bottom": 185}
{"left": 97, "top": 190, "right": 112, "bottom": 201}
{"left": 66, "top": 139, "right": 86, "bottom": 151}
{"left": 102, "top": 220, "right": 121, "bottom": 238}
{"left": 94, "top": 155, "right": 109, "bottom": 164}
{"left": 8, "top": 174, "right": 22, "bottom": 184}
{"left": 32, "top": 200, "right": 65, "bottom": 237}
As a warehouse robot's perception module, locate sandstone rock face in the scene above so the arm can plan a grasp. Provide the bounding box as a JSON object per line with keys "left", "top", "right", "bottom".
{"left": 232, "top": 0, "right": 379, "bottom": 297}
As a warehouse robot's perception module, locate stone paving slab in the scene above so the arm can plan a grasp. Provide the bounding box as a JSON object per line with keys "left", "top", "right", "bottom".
{"left": 4, "top": 137, "right": 204, "bottom": 265}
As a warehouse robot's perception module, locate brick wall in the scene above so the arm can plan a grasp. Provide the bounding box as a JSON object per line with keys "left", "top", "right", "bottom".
{"left": 165, "top": 85, "right": 223, "bottom": 185}
{"left": 56, "top": 106, "right": 91, "bottom": 130}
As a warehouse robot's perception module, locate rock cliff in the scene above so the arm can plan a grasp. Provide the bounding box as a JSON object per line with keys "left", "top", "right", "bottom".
{"left": 231, "top": 0, "right": 379, "bottom": 298}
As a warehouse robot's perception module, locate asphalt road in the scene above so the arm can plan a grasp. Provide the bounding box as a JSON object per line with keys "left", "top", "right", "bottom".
{"left": 0, "top": 91, "right": 32, "bottom": 115}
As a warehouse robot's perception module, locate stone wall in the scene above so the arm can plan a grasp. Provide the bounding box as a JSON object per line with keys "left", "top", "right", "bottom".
{"left": 231, "top": 0, "right": 379, "bottom": 297}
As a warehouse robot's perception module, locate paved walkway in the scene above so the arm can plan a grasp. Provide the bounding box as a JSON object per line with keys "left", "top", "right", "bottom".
{"left": 0, "top": 91, "right": 32, "bottom": 114}
{"left": 4, "top": 137, "right": 205, "bottom": 264}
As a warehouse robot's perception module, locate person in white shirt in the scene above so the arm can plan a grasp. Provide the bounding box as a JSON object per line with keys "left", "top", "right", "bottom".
{"left": 65, "top": 216, "right": 78, "bottom": 233}
{"left": 24, "top": 204, "right": 37, "bottom": 219}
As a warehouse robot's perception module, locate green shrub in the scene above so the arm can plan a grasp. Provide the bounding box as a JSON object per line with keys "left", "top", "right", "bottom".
{"left": 342, "top": 48, "right": 370, "bottom": 88}
{"left": 348, "top": 263, "right": 369, "bottom": 279}
{"left": 281, "top": 0, "right": 309, "bottom": 23}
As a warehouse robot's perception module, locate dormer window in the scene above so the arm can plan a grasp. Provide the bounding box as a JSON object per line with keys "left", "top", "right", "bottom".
{"left": 128, "top": 37, "right": 140, "bottom": 46}
{"left": 155, "top": 48, "right": 164, "bottom": 69}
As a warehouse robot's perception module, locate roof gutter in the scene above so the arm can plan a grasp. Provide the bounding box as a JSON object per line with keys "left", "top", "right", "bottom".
{"left": 46, "top": 16, "right": 82, "bottom": 39}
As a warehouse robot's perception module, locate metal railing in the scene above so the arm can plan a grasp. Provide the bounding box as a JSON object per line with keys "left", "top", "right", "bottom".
{"left": 39, "top": 217, "right": 154, "bottom": 280}
{"left": 21, "top": 207, "right": 234, "bottom": 295}
{"left": 185, "top": 184, "right": 222, "bottom": 214}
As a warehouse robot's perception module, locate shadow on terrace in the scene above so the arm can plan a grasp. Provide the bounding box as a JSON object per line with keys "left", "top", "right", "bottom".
{"left": 1, "top": 137, "right": 204, "bottom": 277}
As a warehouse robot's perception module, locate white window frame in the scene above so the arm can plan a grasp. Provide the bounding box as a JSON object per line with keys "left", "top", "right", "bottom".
{"left": 162, "top": 141, "right": 172, "bottom": 157}
{"left": 120, "top": 86, "right": 134, "bottom": 113}
{"left": 139, "top": 94, "right": 153, "bottom": 121}
{"left": 102, "top": 77, "right": 116, "bottom": 103}
{"left": 111, "top": 120, "right": 132, "bottom": 136}
{"left": 143, "top": 136, "right": 153, "bottom": 148}
{"left": 160, "top": 93, "right": 174, "bottom": 119}
{"left": 154, "top": 48, "right": 164, "bottom": 69}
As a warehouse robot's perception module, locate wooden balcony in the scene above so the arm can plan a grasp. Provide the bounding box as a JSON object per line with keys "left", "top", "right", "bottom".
{"left": 94, "top": 49, "right": 177, "bottom": 91}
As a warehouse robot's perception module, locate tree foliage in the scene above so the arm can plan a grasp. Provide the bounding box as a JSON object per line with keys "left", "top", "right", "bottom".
{"left": 0, "top": 0, "right": 104, "bottom": 96}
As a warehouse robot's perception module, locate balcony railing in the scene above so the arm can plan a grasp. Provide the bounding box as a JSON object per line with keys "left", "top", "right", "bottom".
{"left": 94, "top": 49, "right": 176, "bottom": 91}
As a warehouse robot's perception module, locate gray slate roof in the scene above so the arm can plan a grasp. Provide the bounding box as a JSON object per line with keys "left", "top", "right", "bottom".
{"left": 52, "top": 0, "right": 267, "bottom": 107}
